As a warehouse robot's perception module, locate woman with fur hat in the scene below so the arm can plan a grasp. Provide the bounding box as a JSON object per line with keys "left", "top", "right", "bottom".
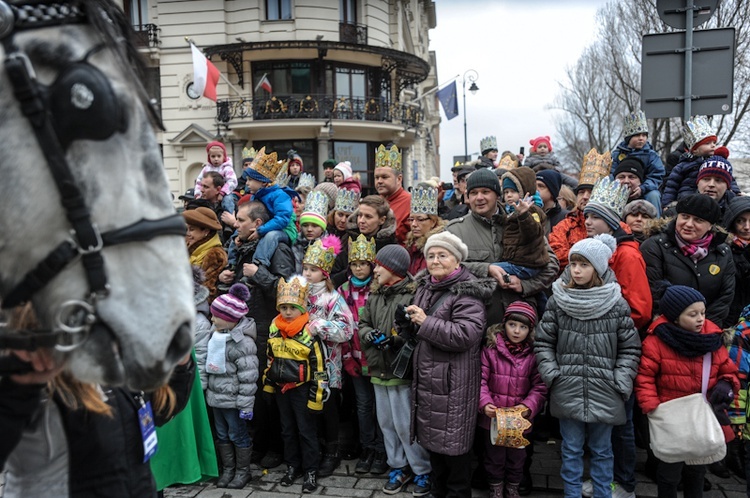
{"left": 479, "top": 302, "right": 548, "bottom": 498}
{"left": 635, "top": 285, "right": 739, "bottom": 498}
{"left": 535, "top": 234, "right": 641, "bottom": 498}
{"left": 402, "top": 232, "right": 492, "bottom": 497}
{"left": 183, "top": 206, "right": 228, "bottom": 302}
{"left": 405, "top": 184, "right": 446, "bottom": 276}
{"left": 641, "top": 194, "right": 736, "bottom": 325}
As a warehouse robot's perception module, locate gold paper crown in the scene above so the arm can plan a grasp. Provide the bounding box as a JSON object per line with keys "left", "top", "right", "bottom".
{"left": 273, "top": 159, "right": 290, "bottom": 187}
{"left": 498, "top": 153, "right": 518, "bottom": 169}
{"left": 480, "top": 136, "right": 498, "bottom": 153}
{"left": 242, "top": 147, "right": 257, "bottom": 161}
{"left": 682, "top": 115, "right": 716, "bottom": 150}
{"left": 375, "top": 144, "right": 402, "bottom": 172}
{"left": 410, "top": 186, "right": 438, "bottom": 216}
{"left": 334, "top": 188, "right": 360, "bottom": 213}
{"left": 297, "top": 173, "right": 316, "bottom": 190}
{"left": 349, "top": 234, "right": 376, "bottom": 263}
{"left": 578, "top": 148, "right": 612, "bottom": 187}
{"left": 303, "top": 237, "right": 338, "bottom": 274}
{"left": 250, "top": 146, "right": 283, "bottom": 181}
{"left": 588, "top": 177, "right": 630, "bottom": 217}
{"left": 490, "top": 406, "right": 532, "bottom": 449}
{"left": 623, "top": 110, "right": 648, "bottom": 138}
{"left": 276, "top": 275, "right": 309, "bottom": 310}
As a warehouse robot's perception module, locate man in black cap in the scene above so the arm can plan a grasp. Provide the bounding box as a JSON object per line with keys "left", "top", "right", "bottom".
{"left": 443, "top": 166, "right": 473, "bottom": 220}
{"left": 178, "top": 188, "right": 196, "bottom": 210}
{"left": 321, "top": 159, "right": 336, "bottom": 183}
{"left": 611, "top": 157, "right": 661, "bottom": 215}
{"left": 535, "top": 170, "right": 569, "bottom": 231}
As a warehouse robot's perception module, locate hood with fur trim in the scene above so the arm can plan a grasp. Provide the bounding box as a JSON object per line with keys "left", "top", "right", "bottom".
{"left": 413, "top": 269, "right": 497, "bottom": 302}
{"left": 500, "top": 166, "right": 537, "bottom": 197}
{"left": 346, "top": 206, "right": 397, "bottom": 241}
{"left": 405, "top": 219, "right": 447, "bottom": 251}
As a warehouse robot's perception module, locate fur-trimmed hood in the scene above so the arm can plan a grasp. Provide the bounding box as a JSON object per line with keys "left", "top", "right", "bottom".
{"left": 643, "top": 216, "right": 729, "bottom": 246}
{"left": 405, "top": 219, "right": 447, "bottom": 251}
{"left": 500, "top": 166, "right": 537, "bottom": 197}
{"left": 346, "top": 207, "right": 397, "bottom": 241}
{"left": 413, "top": 268, "right": 497, "bottom": 301}
{"left": 369, "top": 274, "right": 418, "bottom": 296}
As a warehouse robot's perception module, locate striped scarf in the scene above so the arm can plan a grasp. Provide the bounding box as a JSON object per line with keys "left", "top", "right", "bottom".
{"left": 675, "top": 231, "right": 713, "bottom": 263}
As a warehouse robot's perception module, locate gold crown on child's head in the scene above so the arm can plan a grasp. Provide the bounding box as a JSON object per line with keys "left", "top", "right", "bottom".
{"left": 623, "top": 111, "right": 648, "bottom": 138}
{"left": 349, "top": 234, "right": 376, "bottom": 263}
{"left": 302, "top": 235, "right": 341, "bottom": 274}
{"left": 578, "top": 148, "right": 612, "bottom": 187}
{"left": 410, "top": 186, "right": 438, "bottom": 216}
{"left": 334, "top": 188, "right": 360, "bottom": 213}
{"left": 251, "top": 146, "right": 283, "bottom": 181}
{"left": 277, "top": 275, "right": 309, "bottom": 309}
{"left": 375, "top": 144, "right": 402, "bottom": 172}
{"left": 589, "top": 177, "right": 630, "bottom": 217}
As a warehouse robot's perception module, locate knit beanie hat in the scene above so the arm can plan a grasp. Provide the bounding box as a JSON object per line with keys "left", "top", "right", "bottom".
{"left": 535, "top": 169, "right": 562, "bottom": 200}
{"left": 613, "top": 157, "right": 645, "bottom": 183}
{"left": 466, "top": 167, "right": 502, "bottom": 197}
{"left": 206, "top": 141, "right": 226, "bottom": 162}
{"left": 374, "top": 245, "right": 410, "bottom": 278}
{"left": 323, "top": 159, "right": 337, "bottom": 170}
{"left": 676, "top": 194, "right": 721, "bottom": 225}
{"left": 697, "top": 156, "right": 733, "bottom": 187}
{"left": 723, "top": 196, "right": 750, "bottom": 232}
{"left": 423, "top": 231, "right": 469, "bottom": 263}
{"left": 659, "top": 285, "right": 706, "bottom": 323}
{"left": 568, "top": 233, "right": 617, "bottom": 277}
{"left": 334, "top": 161, "right": 353, "bottom": 180}
{"left": 622, "top": 199, "right": 657, "bottom": 220}
{"left": 211, "top": 284, "right": 250, "bottom": 322}
{"left": 313, "top": 182, "right": 338, "bottom": 211}
{"left": 529, "top": 136, "right": 552, "bottom": 153}
{"left": 583, "top": 202, "right": 621, "bottom": 232}
{"left": 502, "top": 176, "right": 517, "bottom": 192}
{"left": 504, "top": 300, "right": 537, "bottom": 329}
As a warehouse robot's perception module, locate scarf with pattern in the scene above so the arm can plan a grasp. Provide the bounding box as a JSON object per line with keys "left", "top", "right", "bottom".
{"left": 675, "top": 230, "right": 713, "bottom": 263}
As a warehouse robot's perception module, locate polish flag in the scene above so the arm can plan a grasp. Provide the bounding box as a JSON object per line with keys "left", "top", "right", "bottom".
{"left": 191, "top": 43, "right": 220, "bottom": 101}
{"left": 255, "top": 73, "right": 273, "bottom": 94}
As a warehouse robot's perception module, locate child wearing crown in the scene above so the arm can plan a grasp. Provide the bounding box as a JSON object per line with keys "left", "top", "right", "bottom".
{"left": 301, "top": 235, "right": 355, "bottom": 477}
{"left": 662, "top": 115, "right": 741, "bottom": 210}
{"left": 338, "top": 234, "right": 388, "bottom": 474}
{"left": 292, "top": 190, "right": 330, "bottom": 274}
{"left": 243, "top": 147, "right": 298, "bottom": 269}
{"left": 263, "top": 275, "right": 328, "bottom": 493}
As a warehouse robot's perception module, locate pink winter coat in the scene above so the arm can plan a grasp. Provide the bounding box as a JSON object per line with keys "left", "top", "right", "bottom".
{"left": 478, "top": 336, "right": 548, "bottom": 431}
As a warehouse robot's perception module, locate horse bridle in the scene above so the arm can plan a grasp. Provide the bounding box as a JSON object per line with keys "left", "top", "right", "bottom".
{"left": 0, "top": 1, "right": 186, "bottom": 366}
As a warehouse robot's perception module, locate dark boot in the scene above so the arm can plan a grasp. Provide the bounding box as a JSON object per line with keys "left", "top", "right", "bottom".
{"left": 517, "top": 470, "right": 532, "bottom": 496}
{"left": 727, "top": 438, "right": 746, "bottom": 479}
{"left": 226, "top": 446, "right": 252, "bottom": 489}
{"left": 216, "top": 443, "right": 235, "bottom": 488}
{"left": 505, "top": 482, "right": 521, "bottom": 498}
{"left": 318, "top": 443, "right": 341, "bottom": 477}
{"left": 488, "top": 481, "right": 503, "bottom": 498}
{"left": 708, "top": 457, "right": 731, "bottom": 479}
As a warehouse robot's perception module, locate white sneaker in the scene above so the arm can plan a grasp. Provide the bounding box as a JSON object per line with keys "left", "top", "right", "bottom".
{"left": 610, "top": 482, "right": 636, "bottom": 498}
{"left": 581, "top": 479, "right": 593, "bottom": 498}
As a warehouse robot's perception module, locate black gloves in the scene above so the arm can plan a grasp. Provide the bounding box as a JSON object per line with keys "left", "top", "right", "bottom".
{"left": 394, "top": 305, "right": 411, "bottom": 328}
{"left": 709, "top": 380, "right": 734, "bottom": 406}
{"left": 364, "top": 329, "right": 393, "bottom": 350}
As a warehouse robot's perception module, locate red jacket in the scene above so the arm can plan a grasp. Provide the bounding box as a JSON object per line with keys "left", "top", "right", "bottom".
{"left": 549, "top": 210, "right": 587, "bottom": 271}
{"left": 386, "top": 187, "right": 411, "bottom": 245}
{"left": 635, "top": 315, "right": 739, "bottom": 414}
{"left": 610, "top": 237, "right": 652, "bottom": 330}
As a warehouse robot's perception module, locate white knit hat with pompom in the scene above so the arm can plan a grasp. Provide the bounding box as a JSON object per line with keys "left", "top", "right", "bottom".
{"left": 568, "top": 233, "right": 617, "bottom": 276}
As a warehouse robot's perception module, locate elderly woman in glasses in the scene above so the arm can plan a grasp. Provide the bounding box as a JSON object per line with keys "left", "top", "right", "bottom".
{"left": 405, "top": 184, "right": 446, "bottom": 276}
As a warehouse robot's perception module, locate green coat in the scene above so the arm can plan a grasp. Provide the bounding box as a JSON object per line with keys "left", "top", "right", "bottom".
{"left": 150, "top": 351, "right": 218, "bottom": 490}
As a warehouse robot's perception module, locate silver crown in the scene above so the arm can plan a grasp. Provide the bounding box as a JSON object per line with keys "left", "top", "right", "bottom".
{"left": 410, "top": 186, "right": 438, "bottom": 216}
{"left": 682, "top": 115, "right": 716, "bottom": 150}
{"left": 589, "top": 177, "right": 630, "bottom": 217}
{"left": 301, "top": 190, "right": 329, "bottom": 219}
{"left": 334, "top": 188, "right": 360, "bottom": 213}
{"left": 297, "top": 173, "right": 316, "bottom": 190}
{"left": 623, "top": 110, "right": 648, "bottom": 138}
{"left": 480, "top": 136, "right": 497, "bottom": 153}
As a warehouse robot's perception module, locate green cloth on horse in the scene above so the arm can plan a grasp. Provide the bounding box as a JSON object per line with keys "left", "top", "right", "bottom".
{"left": 150, "top": 352, "right": 218, "bottom": 490}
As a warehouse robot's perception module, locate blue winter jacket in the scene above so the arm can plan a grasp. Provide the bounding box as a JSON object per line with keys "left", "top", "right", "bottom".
{"left": 662, "top": 154, "right": 742, "bottom": 207}
{"left": 610, "top": 141, "right": 665, "bottom": 196}
{"left": 253, "top": 185, "right": 294, "bottom": 238}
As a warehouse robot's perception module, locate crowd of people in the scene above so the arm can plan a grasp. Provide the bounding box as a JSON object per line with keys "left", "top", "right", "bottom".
{"left": 4, "top": 112, "right": 750, "bottom": 498}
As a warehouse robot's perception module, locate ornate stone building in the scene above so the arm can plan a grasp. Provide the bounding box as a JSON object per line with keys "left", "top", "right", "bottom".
{"left": 122, "top": 0, "right": 440, "bottom": 197}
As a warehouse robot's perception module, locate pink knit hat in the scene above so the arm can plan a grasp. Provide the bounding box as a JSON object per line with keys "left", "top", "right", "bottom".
{"left": 529, "top": 136, "right": 552, "bottom": 153}
{"left": 503, "top": 301, "right": 537, "bottom": 328}
{"left": 210, "top": 284, "right": 249, "bottom": 322}
{"left": 206, "top": 141, "right": 227, "bottom": 162}
{"left": 334, "top": 161, "right": 353, "bottom": 180}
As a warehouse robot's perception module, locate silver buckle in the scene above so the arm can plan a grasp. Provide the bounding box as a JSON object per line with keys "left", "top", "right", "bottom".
{"left": 54, "top": 299, "right": 96, "bottom": 352}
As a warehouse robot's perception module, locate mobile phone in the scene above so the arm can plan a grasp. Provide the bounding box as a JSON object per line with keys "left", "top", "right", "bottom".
{"left": 519, "top": 146, "right": 525, "bottom": 155}
{"left": 503, "top": 274, "right": 511, "bottom": 284}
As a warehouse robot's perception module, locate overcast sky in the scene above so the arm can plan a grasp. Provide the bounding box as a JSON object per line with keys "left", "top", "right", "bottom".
{"left": 430, "top": 0, "right": 609, "bottom": 180}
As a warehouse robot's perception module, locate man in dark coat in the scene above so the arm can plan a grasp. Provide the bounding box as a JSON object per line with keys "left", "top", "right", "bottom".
{"left": 535, "top": 169, "right": 569, "bottom": 232}
{"left": 218, "top": 200, "right": 295, "bottom": 467}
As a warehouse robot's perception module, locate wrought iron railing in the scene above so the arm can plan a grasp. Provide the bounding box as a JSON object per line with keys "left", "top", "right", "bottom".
{"left": 133, "top": 23, "right": 161, "bottom": 48}
{"left": 339, "top": 22, "right": 367, "bottom": 44}
{"left": 216, "top": 95, "right": 423, "bottom": 128}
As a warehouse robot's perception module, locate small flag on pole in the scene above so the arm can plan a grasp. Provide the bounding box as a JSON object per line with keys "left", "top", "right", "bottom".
{"left": 190, "top": 43, "right": 220, "bottom": 101}
{"left": 254, "top": 73, "right": 273, "bottom": 94}
{"left": 436, "top": 81, "right": 458, "bottom": 120}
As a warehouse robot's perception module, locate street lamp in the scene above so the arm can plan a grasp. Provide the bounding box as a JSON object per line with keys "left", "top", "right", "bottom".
{"left": 462, "top": 69, "right": 479, "bottom": 160}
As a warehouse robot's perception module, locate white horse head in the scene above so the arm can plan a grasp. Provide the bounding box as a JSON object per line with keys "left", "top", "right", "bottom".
{"left": 0, "top": 1, "right": 194, "bottom": 390}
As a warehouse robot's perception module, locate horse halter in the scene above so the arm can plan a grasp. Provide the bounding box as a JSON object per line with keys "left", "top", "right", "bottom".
{"left": 0, "top": 1, "right": 186, "bottom": 364}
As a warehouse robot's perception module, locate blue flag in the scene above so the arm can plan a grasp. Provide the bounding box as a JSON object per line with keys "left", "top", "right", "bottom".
{"left": 436, "top": 81, "right": 458, "bottom": 120}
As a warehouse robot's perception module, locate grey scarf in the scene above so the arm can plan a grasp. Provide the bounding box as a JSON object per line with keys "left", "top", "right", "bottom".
{"left": 551, "top": 278, "right": 622, "bottom": 320}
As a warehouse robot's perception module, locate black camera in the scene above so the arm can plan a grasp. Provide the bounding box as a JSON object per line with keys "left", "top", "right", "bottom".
{"left": 442, "top": 182, "right": 454, "bottom": 190}
{"left": 503, "top": 274, "right": 511, "bottom": 284}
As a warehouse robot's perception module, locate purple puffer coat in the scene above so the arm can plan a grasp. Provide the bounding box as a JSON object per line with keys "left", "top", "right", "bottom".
{"left": 477, "top": 333, "right": 548, "bottom": 431}
{"left": 409, "top": 267, "right": 495, "bottom": 456}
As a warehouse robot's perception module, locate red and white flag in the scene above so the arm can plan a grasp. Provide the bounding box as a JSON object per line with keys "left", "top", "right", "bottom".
{"left": 254, "top": 73, "right": 273, "bottom": 94}
{"left": 191, "top": 43, "right": 220, "bottom": 101}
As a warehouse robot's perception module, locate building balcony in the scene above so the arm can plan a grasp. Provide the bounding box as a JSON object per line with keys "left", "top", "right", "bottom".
{"left": 339, "top": 22, "right": 367, "bottom": 44}
{"left": 216, "top": 94, "right": 423, "bottom": 128}
{"left": 133, "top": 23, "right": 161, "bottom": 48}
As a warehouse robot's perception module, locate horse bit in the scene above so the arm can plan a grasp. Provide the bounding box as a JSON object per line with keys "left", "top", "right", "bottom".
{"left": 0, "top": 1, "right": 186, "bottom": 372}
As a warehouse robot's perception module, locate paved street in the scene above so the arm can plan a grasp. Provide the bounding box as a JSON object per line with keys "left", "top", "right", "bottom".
{"left": 163, "top": 440, "right": 748, "bottom": 498}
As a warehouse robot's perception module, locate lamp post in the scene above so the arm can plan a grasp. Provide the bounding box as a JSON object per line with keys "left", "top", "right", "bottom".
{"left": 462, "top": 69, "right": 479, "bottom": 161}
